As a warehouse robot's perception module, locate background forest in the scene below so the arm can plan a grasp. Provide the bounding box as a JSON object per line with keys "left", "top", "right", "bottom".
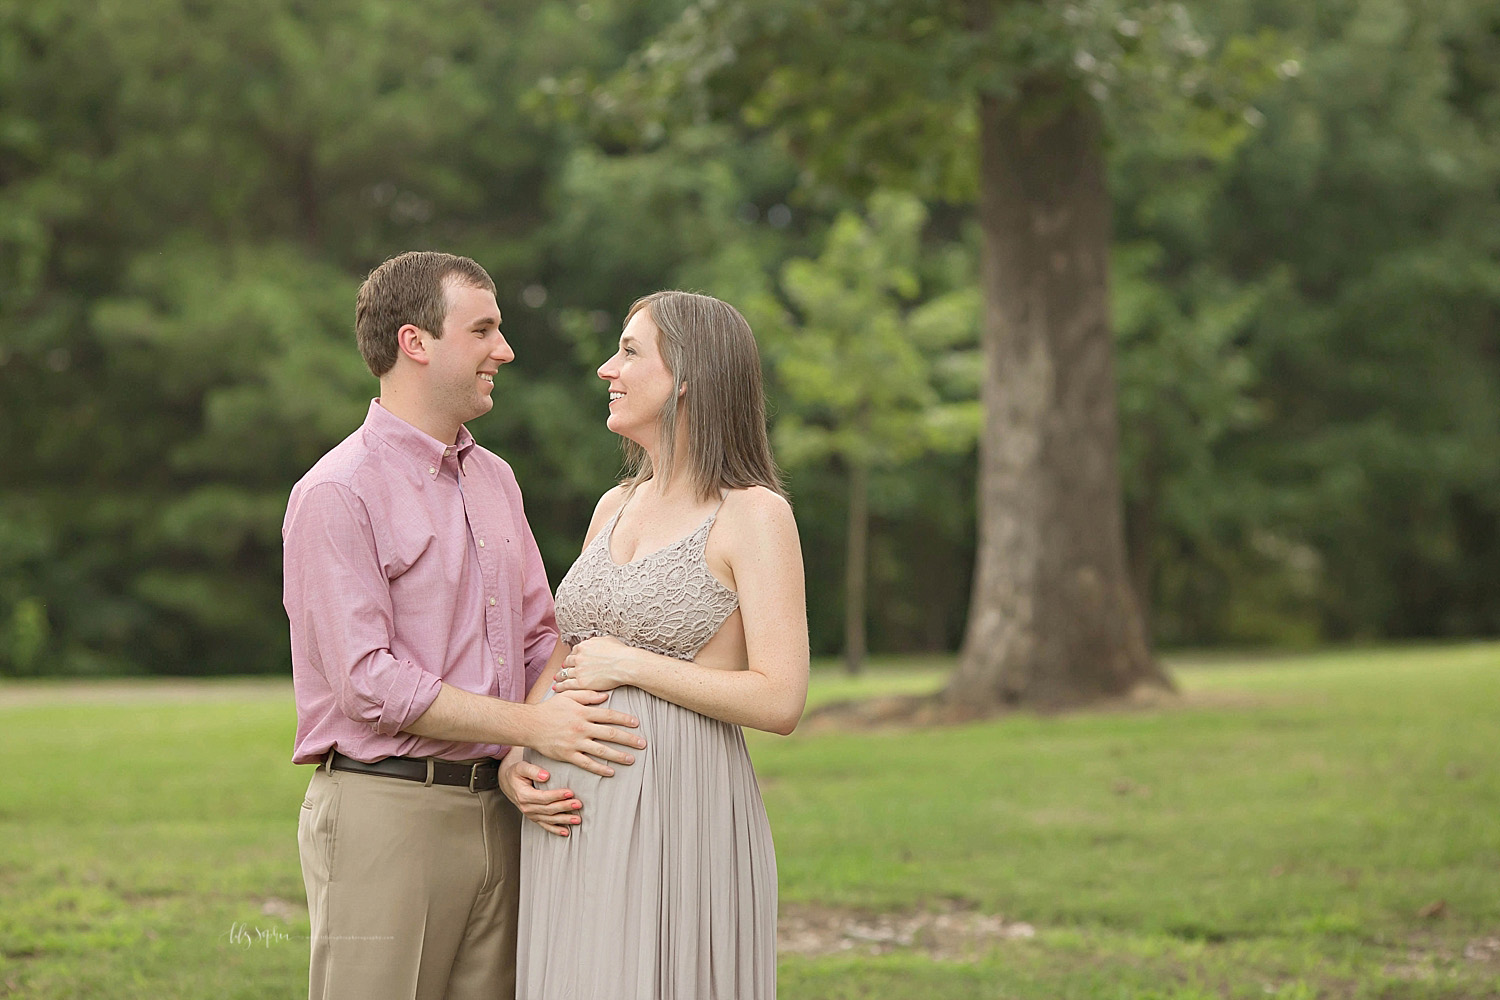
{"left": 2, "top": 0, "right": 1498, "bottom": 678}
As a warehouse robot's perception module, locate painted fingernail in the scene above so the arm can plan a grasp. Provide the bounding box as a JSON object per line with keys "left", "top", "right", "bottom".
{"left": 539, "top": 772, "right": 549, "bottom": 781}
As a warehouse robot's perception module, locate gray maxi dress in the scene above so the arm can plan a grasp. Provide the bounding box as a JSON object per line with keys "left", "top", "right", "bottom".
{"left": 517, "top": 500, "right": 777, "bottom": 999}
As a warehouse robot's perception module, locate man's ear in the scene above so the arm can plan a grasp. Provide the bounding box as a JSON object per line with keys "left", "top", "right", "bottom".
{"left": 396, "top": 324, "right": 430, "bottom": 365}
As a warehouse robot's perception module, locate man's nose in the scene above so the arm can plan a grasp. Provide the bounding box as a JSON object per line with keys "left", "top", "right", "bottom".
{"left": 493, "top": 335, "right": 515, "bottom": 364}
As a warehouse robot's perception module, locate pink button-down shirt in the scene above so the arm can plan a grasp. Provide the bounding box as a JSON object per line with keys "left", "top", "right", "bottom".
{"left": 283, "top": 400, "right": 557, "bottom": 765}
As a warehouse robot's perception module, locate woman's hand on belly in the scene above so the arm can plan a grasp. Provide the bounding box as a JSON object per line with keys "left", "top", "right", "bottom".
{"left": 556, "top": 635, "right": 639, "bottom": 694}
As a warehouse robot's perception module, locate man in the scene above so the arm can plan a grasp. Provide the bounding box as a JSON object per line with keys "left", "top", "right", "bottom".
{"left": 283, "top": 251, "right": 645, "bottom": 1000}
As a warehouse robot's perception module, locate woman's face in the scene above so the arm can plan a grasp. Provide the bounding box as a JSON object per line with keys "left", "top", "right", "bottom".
{"left": 598, "top": 307, "right": 679, "bottom": 449}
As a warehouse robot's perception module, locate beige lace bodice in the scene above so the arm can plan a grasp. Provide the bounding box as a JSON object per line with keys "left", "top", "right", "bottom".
{"left": 554, "top": 496, "right": 740, "bottom": 660}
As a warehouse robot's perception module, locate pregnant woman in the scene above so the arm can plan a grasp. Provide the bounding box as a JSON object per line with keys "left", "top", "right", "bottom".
{"left": 501, "top": 290, "right": 809, "bottom": 999}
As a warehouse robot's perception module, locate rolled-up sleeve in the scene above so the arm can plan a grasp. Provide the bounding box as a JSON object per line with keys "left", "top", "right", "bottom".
{"left": 284, "top": 482, "right": 443, "bottom": 734}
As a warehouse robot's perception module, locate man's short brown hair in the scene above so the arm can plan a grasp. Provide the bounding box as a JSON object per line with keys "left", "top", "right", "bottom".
{"left": 355, "top": 251, "right": 497, "bottom": 377}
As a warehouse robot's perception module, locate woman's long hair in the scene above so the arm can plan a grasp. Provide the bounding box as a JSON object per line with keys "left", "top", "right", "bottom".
{"left": 619, "top": 291, "right": 786, "bottom": 501}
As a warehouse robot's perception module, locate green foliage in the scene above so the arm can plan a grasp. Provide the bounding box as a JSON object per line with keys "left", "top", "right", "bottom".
{"left": 2, "top": 0, "right": 1499, "bottom": 674}
{"left": 0, "top": 0, "right": 615, "bottom": 674}
{"left": 770, "top": 190, "right": 980, "bottom": 470}
{"left": 584, "top": 0, "right": 1296, "bottom": 668}
{"left": 592, "top": 0, "right": 1282, "bottom": 201}
{"left": 1113, "top": 0, "right": 1500, "bottom": 643}
{"left": 759, "top": 189, "right": 981, "bottom": 666}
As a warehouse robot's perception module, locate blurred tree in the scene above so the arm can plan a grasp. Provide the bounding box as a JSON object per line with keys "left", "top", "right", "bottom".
{"left": 585, "top": 0, "right": 1283, "bottom": 708}
{"left": 5, "top": 0, "right": 1498, "bottom": 678}
{"left": 1113, "top": 0, "right": 1500, "bottom": 644}
{"left": 1233, "top": 0, "right": 1500, "bottom": 640}
{"left": 770, "top": 190, "right": 980, "bottom": 673}
{"left": 0, "top": 0, "right": 648, "bottom": 674}
{"left": 1110, "top": 242, "right": 1269, "bottom": 640}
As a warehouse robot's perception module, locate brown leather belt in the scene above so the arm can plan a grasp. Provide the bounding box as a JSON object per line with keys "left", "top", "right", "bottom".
{"left": 326, "top": 750, "right": 501, "bottom": 793}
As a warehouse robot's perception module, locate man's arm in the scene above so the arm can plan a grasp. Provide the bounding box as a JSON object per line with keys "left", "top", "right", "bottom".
{"left": 285, "top": 480, "right": 642, "bottom": 775}
{"left": 405, "top": 678, "right": 644, "bottom": 777}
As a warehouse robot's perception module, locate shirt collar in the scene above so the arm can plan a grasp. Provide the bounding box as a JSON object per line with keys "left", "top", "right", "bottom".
{"left": 363, "top": 399, "right": 477, "bottom": 478}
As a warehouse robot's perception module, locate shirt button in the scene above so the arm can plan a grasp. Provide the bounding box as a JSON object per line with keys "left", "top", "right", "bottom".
{"left": 478, "top": 539, "right": 485, "bottom": 548}
{"left": 496, "top": 655, "right": 505, "bottom": 667}
{"left": 489, "top": 597, "right": 496, "bottom": 606}
{"left": 428, "top": 466, "right": 436, "bottom": 475}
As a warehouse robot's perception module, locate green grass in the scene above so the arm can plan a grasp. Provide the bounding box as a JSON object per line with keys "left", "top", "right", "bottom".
{"left": 2, "top": 645, "right": 1498, "bottom": 998}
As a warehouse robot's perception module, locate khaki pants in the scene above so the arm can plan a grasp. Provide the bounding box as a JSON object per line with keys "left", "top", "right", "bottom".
{"left": 298, "top": 763, "right": 521, "bottom": 1000}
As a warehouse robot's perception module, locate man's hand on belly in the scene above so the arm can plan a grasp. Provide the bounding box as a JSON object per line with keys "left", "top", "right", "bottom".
{"left": 526, "top": 688, "right": 647, "bottom": 777}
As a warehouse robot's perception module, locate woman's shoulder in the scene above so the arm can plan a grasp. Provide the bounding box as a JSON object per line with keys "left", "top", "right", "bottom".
{"left": 718, "top": 485, "right": 796, "bottom": 539}
{"left": 582, "top": 485, "right": 630, "bottom": 546}
{"left": 594, "top": 484, "right": 631, "bottom": 518}
{"left": 721, "top": 483, "right": 790, "bottom": 513}
{"left": 709, "top": 486, "right": 802, "bottom": 589}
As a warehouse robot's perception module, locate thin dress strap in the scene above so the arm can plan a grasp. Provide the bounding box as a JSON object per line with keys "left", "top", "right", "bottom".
{"left": 591, "top": 490, "right": 632, "bottom": 548}
{"left": 686, "top": 492, "right": 731, "bottom": 556}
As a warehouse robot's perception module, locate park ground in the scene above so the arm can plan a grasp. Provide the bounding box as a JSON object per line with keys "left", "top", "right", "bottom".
{"left": 1, "top": 643, "right": 1497, "bottom": 999}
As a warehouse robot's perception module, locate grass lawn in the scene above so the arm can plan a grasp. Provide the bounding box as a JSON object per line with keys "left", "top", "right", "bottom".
{"left": 1, "top": 643, "right": 1497, "bottom": 998}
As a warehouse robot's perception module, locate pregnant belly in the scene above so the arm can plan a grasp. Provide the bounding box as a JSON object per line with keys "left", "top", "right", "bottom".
{"left": 522, "top": 686, "right": 756, "bottom": 830}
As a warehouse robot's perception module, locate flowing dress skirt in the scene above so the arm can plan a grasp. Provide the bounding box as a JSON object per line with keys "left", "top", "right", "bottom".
{"left": 517, "top": 685, "right": 777, "bottom": 1000}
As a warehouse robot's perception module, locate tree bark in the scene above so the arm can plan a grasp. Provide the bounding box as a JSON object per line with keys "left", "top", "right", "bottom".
{"left": 946, "top": 84, "right": 1172, "bottom": 710}
{"left": 843, "top": 459, "right": 869, "bottom": 675}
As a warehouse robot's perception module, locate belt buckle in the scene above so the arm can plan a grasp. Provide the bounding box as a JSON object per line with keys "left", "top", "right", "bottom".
{"left": 468, "top": 762, "right": 483, "bottom": 793}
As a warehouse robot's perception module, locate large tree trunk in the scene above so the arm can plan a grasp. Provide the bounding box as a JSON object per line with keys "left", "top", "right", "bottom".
{"left": 946, "top": 85, "right": 1172, "bottom": 710}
